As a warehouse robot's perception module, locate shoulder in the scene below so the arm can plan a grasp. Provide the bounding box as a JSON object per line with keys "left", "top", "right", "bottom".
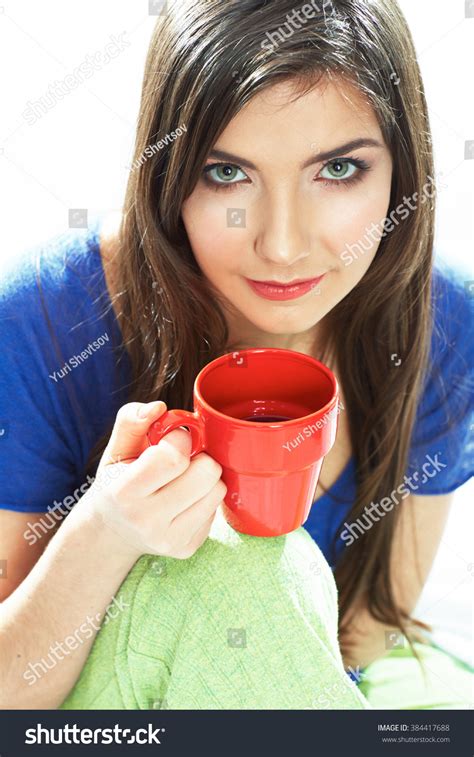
{"left": 407, "top": 259, "right": 473, "bottom": 493}
{"left": 0, "top": 217, "right": 104, "bottom": 328}
{"left": 0, "top": 216, "right": 117, "bottom": 396}
{"left": 426, "top": 260, "right": 473, "bottom": 413}
{"left": 431, "top": 261, "right": 473, "bottom": 362}
{"left": 0, "top": 215, "right": 126, "bottom": 372}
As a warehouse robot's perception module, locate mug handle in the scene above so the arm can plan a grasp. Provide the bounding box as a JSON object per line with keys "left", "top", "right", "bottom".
{"left": 147, "top": 410, "right": 205, "bottom": 458}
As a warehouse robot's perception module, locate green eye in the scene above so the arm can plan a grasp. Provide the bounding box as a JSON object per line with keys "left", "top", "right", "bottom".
{"left": 202, "top": 156, "right": 370, "bottom": 193}
{"left": 205, "top": 164, "right": 248, "bottom": 184}
{"left": 320, "top": 160, "right": 357, "bottom": 180}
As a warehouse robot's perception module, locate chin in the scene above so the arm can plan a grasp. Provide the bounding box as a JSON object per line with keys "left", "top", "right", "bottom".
{"left": 249, "top": 313, "right": 322, "bottom": 335}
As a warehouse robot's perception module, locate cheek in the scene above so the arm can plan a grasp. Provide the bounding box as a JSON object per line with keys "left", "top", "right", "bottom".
{"left": 182, "top": 192, "right": 247, "bottom": 276}
{"left": 320, "top": 184, "right": 391, "bottom": 271}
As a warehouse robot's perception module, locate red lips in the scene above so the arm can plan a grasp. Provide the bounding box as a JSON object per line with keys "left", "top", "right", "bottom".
{"left": 246, "top": 275, "right": 326, "bottom": 301}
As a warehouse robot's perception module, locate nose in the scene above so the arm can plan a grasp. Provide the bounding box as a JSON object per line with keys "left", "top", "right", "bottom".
{"left": 255, "top": 188, "right": 311, "bottom": 267}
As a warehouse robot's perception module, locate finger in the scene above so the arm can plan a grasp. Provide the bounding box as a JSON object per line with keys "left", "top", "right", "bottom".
{"left": 123, "top": 428, "right": 193, "bottom": 496}
{"left": 101, "top": 401, "right": 167, "bottom": 466}
{"left": 192, "top": 512, "right": 216, "bottom": 544}
{"left": 168, "top": 481, "right": 226, "bottom": 544}
{"left": 170, "top": 512, "right": 217, "bottom": 560}
{"left": 144, "top": 452, "right": 222, "bottom": 515}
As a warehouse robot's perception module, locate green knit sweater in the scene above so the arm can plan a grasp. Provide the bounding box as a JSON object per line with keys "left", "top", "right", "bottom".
{"left": 60, "top": 508, "right": 370, "bottom": 710}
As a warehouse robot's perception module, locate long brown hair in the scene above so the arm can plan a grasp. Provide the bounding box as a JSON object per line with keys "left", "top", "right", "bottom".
{"left": 83, "top": 0, "right": 440, "bottom": 659}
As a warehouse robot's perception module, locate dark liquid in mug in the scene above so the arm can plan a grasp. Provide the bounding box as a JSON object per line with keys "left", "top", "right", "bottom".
{"left": 221, "top": 398, "right": 313, "bottom": 423}
{"left": 242, "top": 415, "right": 293, "bottom": 423}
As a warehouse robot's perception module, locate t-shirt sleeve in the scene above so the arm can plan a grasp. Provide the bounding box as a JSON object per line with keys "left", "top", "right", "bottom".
{"left": 0, "top": 246, "right": 81, "bottom": 512}
{"left": 406, "top": 264, "right": 474, "bottom": 495}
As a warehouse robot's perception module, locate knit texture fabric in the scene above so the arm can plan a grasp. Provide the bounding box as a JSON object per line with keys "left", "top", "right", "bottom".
{"left": 60, "top": 508, "right": 370, "bottom": 710}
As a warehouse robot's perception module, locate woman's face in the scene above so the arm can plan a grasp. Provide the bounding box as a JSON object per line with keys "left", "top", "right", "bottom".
{"left": 181, "top": 77, "right": 393, "bottom": 353}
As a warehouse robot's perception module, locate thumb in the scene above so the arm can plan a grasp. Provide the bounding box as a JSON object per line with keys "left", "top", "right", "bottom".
{"left": 101, "top": 400, "right": 168, "bottom": 466}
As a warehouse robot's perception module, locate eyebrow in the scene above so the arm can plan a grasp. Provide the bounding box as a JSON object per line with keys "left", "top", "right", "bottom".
{"left": 208, "top": 138, "right": 384, "bottom": 170}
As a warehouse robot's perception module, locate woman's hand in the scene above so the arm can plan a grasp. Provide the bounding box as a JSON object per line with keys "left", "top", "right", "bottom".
{"left": 81, "top": 400, "right": 227, "bottom": 560}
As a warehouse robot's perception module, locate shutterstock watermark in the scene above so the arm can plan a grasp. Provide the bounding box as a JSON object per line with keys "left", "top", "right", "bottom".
{"left": 23, "top": 460, "right": 122, "bottom": 546}
{"left": 340, "top": 175, "right": 438, "bottom": 267}
{"left": 22, "top": 33, "right": 130, "bottom": 126}
{"left": 23, "top": 594, "right": 130, "bottom": 686}
{"left": 127, "top": 124, "right": 188, "bottom": 172}
{"left": 340, "top": 452, "right": 447, "bottom": 547}
{"left": 261, "top": 0, "right": 333, "bottom": 54}
{"left": 49, "top": 332, "right": 109, "bottom": 383}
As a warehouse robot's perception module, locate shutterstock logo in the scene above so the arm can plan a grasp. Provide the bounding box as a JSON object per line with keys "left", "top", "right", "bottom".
{"left": 25, "top": 723, "right": 165, "bottom": 745}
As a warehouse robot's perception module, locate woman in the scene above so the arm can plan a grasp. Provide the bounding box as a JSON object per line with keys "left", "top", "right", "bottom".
{"left": 1, "top": 0, "right": 472, "bottom": 709}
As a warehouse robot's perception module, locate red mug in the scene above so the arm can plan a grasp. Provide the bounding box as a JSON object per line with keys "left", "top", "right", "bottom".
{"left": 147, "top": 348, "right": 339, "bottom": 537}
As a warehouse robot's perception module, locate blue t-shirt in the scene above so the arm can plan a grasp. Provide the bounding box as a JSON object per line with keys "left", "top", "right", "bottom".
{"left": 1, "top": 216, "right": 473, "bottom": 567}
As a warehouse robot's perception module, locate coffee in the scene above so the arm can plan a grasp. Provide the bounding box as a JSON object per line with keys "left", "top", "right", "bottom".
{"left": 242, "top": 415, "right": 293, "bottom": 423}
{"left": 221, "top": 398, "right": 313, "bottom": 423}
